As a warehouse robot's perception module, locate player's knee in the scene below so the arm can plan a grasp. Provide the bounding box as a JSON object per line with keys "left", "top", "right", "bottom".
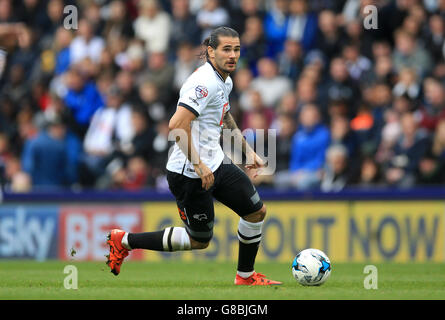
{"left": 243, "top": 204, "right": 266, "bottom": 223}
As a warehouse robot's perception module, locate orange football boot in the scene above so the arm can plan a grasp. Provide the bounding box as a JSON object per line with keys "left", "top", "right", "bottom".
{"left": 234, "top": 272, "right": 282, "bottom": 286}
{"left": 106, "top": 229, "right": 129, "bottom": 276}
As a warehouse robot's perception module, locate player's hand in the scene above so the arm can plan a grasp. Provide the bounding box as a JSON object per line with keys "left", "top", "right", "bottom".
{"left": 194, "top": 161, "right": 214, "bottom": 190}
{"left": 245, "top": 153, "right": 265, "bottom": 179}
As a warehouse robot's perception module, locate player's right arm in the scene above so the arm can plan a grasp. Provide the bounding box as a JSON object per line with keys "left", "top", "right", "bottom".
{"left": 169, "top": 106, "right": 214, "bottom": 190}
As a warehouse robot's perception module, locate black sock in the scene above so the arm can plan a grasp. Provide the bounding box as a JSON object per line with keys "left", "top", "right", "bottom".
{"left": 237, "top": 241, "right": 260, "bottom": 273}
{"left": 128, "top": 231, "right": 164, "bottom": 251}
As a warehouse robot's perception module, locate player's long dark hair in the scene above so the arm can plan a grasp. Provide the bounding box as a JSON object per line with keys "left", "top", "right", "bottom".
{"left": 199, "top": 26, "right": 240, "bottom": 62}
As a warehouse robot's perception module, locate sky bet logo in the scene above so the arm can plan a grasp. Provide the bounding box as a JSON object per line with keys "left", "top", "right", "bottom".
{"left": 0, "top": 206, "right": 58, "bottom": 260}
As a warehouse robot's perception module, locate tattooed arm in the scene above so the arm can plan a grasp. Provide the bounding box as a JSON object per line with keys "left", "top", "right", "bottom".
{"left": 222, "top": 111, "right": 254, "bottom": 157}
{"left": 222, "top": 112, "right": 265, "bottom": 176}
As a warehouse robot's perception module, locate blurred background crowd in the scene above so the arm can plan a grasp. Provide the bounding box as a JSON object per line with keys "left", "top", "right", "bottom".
{"left": 0, "top": 0, "right": 444, "bottom": 192}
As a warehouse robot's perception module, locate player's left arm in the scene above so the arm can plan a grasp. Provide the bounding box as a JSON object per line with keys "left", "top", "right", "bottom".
{"left": 222, "top": 111, "right": 265, "bottom": 174}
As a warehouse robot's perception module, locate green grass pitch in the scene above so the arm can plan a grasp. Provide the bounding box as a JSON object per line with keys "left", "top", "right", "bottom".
{"left": 1, "top": 260, "right": 445, "bottom": 300}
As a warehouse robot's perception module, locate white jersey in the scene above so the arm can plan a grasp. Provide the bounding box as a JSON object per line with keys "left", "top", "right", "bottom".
{"left": 166, "top": 61, "right": 233, "bottom": 178}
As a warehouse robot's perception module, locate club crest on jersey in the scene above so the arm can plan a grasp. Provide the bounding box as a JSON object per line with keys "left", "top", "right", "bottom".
{"left": 195, "top": 85, "right": 208, "bottom": 99}
{"left": 193, "top": 213, "right": 208, "bottom": 221}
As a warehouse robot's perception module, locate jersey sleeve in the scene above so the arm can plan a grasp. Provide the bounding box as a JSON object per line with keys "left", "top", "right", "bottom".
{"left": 177, "top": 81, "right": 214, "bottom": 117}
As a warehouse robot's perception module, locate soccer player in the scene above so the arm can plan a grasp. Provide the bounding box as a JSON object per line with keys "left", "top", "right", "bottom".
{"left": 106, "top": 27, "right": 281, "bottom": 285}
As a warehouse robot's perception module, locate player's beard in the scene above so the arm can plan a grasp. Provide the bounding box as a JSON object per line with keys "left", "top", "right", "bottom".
{"left": 218, "top": 60, "right": 237, "bottom": 75}
{"left": 213, "top": 55, "right": 237, "bottom": 75}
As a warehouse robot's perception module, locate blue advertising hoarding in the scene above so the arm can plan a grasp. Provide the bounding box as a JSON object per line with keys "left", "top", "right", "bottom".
{"left": 0, "top": 205, "right": 59, "bottom": 260}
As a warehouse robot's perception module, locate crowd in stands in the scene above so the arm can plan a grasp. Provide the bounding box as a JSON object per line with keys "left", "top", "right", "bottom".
{"left": 0, "top": 0, "right": 444, "bottom": 192}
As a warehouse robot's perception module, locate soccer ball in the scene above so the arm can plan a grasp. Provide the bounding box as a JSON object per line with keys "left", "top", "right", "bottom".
{"left": 291, "top": 248, "right": 331, "bottom": 286}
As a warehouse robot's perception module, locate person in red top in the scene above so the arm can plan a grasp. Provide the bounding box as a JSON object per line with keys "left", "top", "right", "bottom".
{"left": 417, "top": 77, "right": 445, "bottom": 133}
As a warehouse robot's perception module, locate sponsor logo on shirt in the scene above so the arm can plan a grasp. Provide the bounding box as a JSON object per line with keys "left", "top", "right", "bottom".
{"left": 195, "top": 85, "right": 208, "bottom": 99}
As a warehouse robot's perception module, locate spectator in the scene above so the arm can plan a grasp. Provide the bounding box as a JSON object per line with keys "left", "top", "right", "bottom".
{"left": 315, "top": 9, "right": 348, "bottom": 62}
{"left": 241, "top": 90, "right": 275, "bottom": 131}
{"left": 107, "top": 106, "right": 156, "bottom": 177}
{"left": 342, "top": 42, "right": 372, "bottom": 83}
{"left": 170, "top": 0, "right": 201, "bottom": 51}
{"left": 286, "top": 0, "right": 318, "bottom": 52}
{"left": 106, "top": 34, "right": 130, "bottom": 71}
{"left": 375, "top": 109, "right": 402, "bottom": 164}
{"left": 362, "top": 54, "right": 395, "bottom": 87}
{"left": 340, "top": 0, "right": 361, "bottom": 25}
{"left": 0, "top": 0, "right": 18, "bottom": 24}
{"left": 329, "top": 114, "right": 358, "bottom": 159}
{"left": 274, "top": 113, "right": 296, "bottom": 173}
{"left": 15, "top": 0, "right": 47, "bottom": 34}
{"left": 137, "top": 80, "right": 168, "bottom": 125}
{"left": 392, "top": 28, "right": 432, "bottom": 77}
{"left": 138, "top": 51, "right": 175, "bottom": 104}
{"left": 277, "top": 39, "right": 303, "bottom": 82}
{"left": 299, "top": 60, "right": 323, "bottom": 84}
{"left": 378, "top": 0, "right": 413, "bottom": 44}
{"left": 275, "top": 103, "right": 330, "bottom": 190}
{"left": 127, "top": 107, "right": 156, "bottom": 162}
{"left": 0, "top": 132, "right": 12, "bottom": 187}
{"left": 107, "top": 156, "right": 150, "bottom": 190}
{"left": 326, "top": 99, "right": 348, "bottom": 122}
{"left": 275, "top": 91, "right": 298, "bottom": 118}
{"left": 250, "top": 57, "right": 292, "bottom": 108}
{"left": 121, "top": 156, "right": 150, "bottom": 190}
{"left": 62, "top": 67, "right": 105, "bottom": 137}
{"left": 239, "top": 15, "right": 267, "bottom": 74}
{"left": 263, "top": 0, "right": 289, "bottom": 58}
{"left": 233, "top": 67, "right": 253, "bottom": 112}
{"left": 416, "top": 141, "right": 445, "bottom": 185}
{"left": 1, "top": 63, "right": 28, "bottom": 105}
{"left": 392, "top": 67, "right": 421, "bottom": 100}
{"left": 69, "top": 18, "right": 105, "bottom": 65}
{"left": 392, "top": 94, "right": 416, "bottom": 115}
{"left": 123, "top": 40, "right": 146, "bottom": 73}
{"left": 9, "top": 24, "right": 40, "bottom": 83}
{"left": 115, "top": 69, "right": 139, "bottom": 106}
{"left": 16, "top": 101, "right": 38, "bottom": 149}
{"left": 173, "top": 42, "right": 199, "bottom": 93}
{"left": 319, "top": 56, "right": 361, "bottom": 119}
{"left": 3, "top": 155, "right": 31, "bottom": 192}
{"left": 151, "top": 119, "right": 171, "bottom": 183}
{"left": 417, "top": 77, "right": 445, "bottom": 133}
{"left": 432, "top": 118, "right": 445, "bottom": 160}
{"left": 383, "top": 112, "right": 429, "bottom": 188}
{"left": 231, "top": 0, "right": 265, "bottom": 35}
{"left": 424, "top": 14, "right": 445, "bottom": 64}
{"left": 400, "top": 12, "right": 423, "bottom": 40}
{"left": 0, "top": 95, "right": 18, "bottom": 142}
{"left": 368, "top": 82, "right": 393, "bottom": 138}
{"left": 52, "top": 27, "right": 73, "bottom": 76}
{"left": 354, "top": 156, "right": 384, "bottom": 189}
{"left": 102, "top": 0, "right": 135, "bottom": 42}
{"left": 80, "top": 85, "right": 134, "bottom": 186}
{"left": 415, "top": 119, "right": 445, "bottom": 185}
{"left": 133, "top": 0, "right": 171, "bottom": 54}
{"left": 40, "top": 0, "right": 65, "bottom": 42}
{"left": 21, "top": 117, "right": 80, "bottom": 188}
{"left": 343, "top": 14, "right": 374, "bottom": 60}
{"left": 295, "top": 76, "right": 318, "bottom": 113}
{"left": 196, "top": 0, "right": 229, "bottom": 41}
{"left": 243, "top": 109, "right": 269, "bottom": 149}
{"left": 371, "top": 39, "right": 392, "bottom": 60}
{"left": 320, "top": 144, "right": 352, "bottom": 192}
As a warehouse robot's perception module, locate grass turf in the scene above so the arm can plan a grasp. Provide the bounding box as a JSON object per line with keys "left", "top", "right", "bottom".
{"left": 0, "top": 260, "right": 445, "bottom": 300}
